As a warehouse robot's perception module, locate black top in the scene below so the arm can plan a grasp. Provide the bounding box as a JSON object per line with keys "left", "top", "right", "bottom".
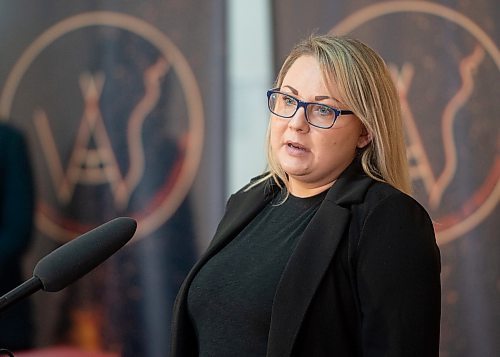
{"left": 187, "top": 190, "right": 327, "bottom": 356}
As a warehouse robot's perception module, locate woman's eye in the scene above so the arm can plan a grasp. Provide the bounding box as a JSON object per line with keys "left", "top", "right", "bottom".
{"left": 282, "top": 95, "right": 296, "bottom": 106}
{"left": 316, "top": 105, "right": 333, "bottom": 116}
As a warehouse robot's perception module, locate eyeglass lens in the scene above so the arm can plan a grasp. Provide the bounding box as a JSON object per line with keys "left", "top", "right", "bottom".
{"left": 268, "top": 92, "right": 337, "bottom": 128}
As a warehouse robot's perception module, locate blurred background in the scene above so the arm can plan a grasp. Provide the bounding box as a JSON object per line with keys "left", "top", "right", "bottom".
{"left": 0, "top": 0, "right": 498, "bottom": 356}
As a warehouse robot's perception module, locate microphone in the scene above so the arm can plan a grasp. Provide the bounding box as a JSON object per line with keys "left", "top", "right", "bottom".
{"left": 0, "top": 217, "right": 137, "bottom": 313}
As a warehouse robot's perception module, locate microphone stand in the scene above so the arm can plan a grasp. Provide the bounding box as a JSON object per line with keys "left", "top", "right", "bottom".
{"left": 0, "top": 277, "right": 42, "bottom": 313}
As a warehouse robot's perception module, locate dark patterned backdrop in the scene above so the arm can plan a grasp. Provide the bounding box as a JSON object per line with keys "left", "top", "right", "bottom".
{"left": 0, "top": 1, "right": 225, "bottom": 355}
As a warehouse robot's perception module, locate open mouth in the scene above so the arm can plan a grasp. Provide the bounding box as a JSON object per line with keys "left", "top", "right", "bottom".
{"left": 287, "top": 142, "right": 307, "bottom": 151}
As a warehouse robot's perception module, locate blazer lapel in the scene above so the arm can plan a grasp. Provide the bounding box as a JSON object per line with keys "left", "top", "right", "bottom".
{"left": 267, "top": 161, "right": 373, "bottom": 357}
{"left": 267, "top": 201, "right": 350, "bottom": 357}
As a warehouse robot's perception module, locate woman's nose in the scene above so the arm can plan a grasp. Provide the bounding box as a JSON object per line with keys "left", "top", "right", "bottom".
{"left": 288, "top": 106, "right": 309, "bottom": 132}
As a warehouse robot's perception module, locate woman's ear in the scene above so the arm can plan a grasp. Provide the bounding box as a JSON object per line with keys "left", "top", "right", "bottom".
{"left": 357, "top": 126, "right": 372, "bottom": 149}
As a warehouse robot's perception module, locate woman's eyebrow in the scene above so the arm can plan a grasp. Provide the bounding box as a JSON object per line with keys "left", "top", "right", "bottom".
{"left": 316, "top": 95, "right": 343, "bottom": 105}
{"left": 283, "top": 85, "right": 341, "bottom": 104}
{"left": 283, "top": 85, "right": 298, "bottom": 95}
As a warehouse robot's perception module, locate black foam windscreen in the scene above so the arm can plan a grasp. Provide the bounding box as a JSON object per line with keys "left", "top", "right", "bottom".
{"left": 33, "top": 217, "right": 137, "bottom": 292}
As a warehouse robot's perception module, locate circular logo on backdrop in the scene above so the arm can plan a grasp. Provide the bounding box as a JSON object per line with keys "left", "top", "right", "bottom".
{"left": 0, "top": 11, "right": 204, "bottom": 243}
{"left": 331, "top": 1, "right": 499, "bottom": 244}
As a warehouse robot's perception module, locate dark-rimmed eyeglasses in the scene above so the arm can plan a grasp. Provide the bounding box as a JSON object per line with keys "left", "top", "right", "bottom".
{"left": 267, "top": 88, "right": 354, "bottom": 129}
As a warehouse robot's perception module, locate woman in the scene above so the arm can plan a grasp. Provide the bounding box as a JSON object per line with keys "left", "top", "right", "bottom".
{"left": 171, "top": 35, "right": 441, "bottom": 356}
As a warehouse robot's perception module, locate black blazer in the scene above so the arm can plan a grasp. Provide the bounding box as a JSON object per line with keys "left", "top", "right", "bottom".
{"left": 171, "top": 162, "right": 441, "bottom": 356}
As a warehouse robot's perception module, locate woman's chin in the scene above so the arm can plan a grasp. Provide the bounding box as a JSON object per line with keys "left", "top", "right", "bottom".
{"left": 278, "top": 157, "right": 311, "bottom": 176}
{"left": 282, "top": 166, "right": 310, "bottom": 179}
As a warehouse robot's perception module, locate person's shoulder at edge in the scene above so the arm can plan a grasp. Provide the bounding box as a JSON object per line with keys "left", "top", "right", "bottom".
{"left": 0, "top": 121, "right": 21, "bottom": 137}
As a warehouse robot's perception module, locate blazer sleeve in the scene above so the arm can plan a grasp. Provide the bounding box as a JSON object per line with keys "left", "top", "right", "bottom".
{"left": 355, "top": 192, "right": 441, "bottom": 356}
{"left": 0, "top": 129, "right": 34, "bottom": 264}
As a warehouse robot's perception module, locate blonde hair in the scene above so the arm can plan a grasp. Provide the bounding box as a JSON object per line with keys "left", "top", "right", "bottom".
{"left": 256, "top": 34, "right": 411, "bottom": 195}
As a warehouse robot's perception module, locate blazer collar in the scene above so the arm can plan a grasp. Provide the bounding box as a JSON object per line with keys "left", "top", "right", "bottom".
{"left": 216, "top": 159, "right": 371, "bottom": 243}
{"left": 216, "top": 159, "right": 371, "bottom": 239}
{"left": 325, "top": 158, "right": 373, "bottom": 206}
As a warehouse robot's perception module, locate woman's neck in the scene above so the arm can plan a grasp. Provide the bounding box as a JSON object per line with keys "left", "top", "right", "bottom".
{"left": 288, "top": 179, "right": 335, "bottom": 198}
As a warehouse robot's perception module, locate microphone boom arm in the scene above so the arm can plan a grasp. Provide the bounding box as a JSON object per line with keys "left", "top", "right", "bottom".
{"left": 0, "top": 276, "right": 42, "bottom": 313}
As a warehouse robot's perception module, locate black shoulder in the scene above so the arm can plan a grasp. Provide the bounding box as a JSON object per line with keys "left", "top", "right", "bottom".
{"left": 363, "top": 181, "right": 428, "bottom": 216}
